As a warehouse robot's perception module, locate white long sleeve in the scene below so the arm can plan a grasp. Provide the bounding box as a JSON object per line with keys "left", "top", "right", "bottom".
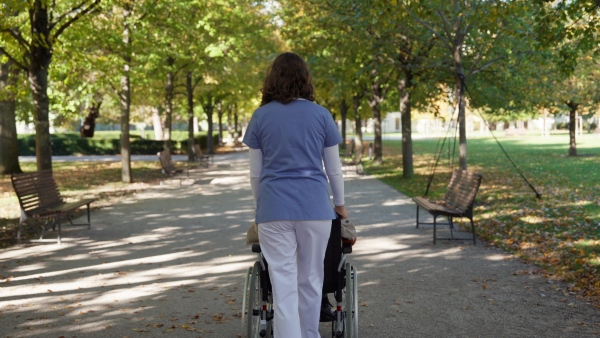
{"left": 323, "top": 145, "right": 345, "bottom": 206}
{"left": 249, "top": 148, "right": 263, "bottom": 206}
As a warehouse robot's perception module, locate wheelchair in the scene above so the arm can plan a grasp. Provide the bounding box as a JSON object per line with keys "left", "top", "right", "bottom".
{"left": 241, "top": 217, "right": 359, "bottom": 338}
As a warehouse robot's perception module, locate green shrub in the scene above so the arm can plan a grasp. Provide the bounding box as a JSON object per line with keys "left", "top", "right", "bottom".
{"left": 17, "top": 133, "right": 219, "bottom": 156}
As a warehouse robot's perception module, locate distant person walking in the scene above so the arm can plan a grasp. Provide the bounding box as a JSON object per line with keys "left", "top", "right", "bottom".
{"left": 243, "top": 52, "right": 348, "bottom": 338}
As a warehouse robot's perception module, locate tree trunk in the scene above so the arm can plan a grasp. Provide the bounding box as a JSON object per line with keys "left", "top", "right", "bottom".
{"left": 371, "top": 105, "right": 382, "bottom": 164}
{"left": 186, "top": 71, "right": 195, "bottom": 162}
{"left": 453, "top": 63, "right": 467, "bottom": 170}
{"left": 340, "top": 100, "right": 348, "bottom": 149}
{"left": 234, "top": 108, "right": 240, "bottom": 143}
{"left": 352, "top": 95, "right": 363, "bottom": 154}
{"left": 399, "top": 74, "right": 414, "bottom": 178}
{"left": 29, "top": 1, "right": 54, "bottom": 171}
{"left": 119, "top": 4, "right": 133, "bottom": 183}
{"left": 367, "top": 67, "right": 384, "bottom": 165}
{"left": 567, "top": 101, "right": 578, "bottom": 156}
{"left": 0, "top": 57, "right": 22, "bottom": 175}
{"left": 448, "top": 24, "right": 468, "bottom": 170}
{"left": 152, "top": 107, "right": 163, "bottom": 140}
{"left": 227, "top": 104, "right": 234, "bottom": 141}
{"left": 217, "top": 99, "right": 224, "bottom": 146}
{"left": 204, "top": 96, "right": 215, "bottom": 154}
{"left": 163, "top": 57, "right": 175, "bottom": 152}
{"left": 234, "top": 110, "right": 239, "bottom": 135}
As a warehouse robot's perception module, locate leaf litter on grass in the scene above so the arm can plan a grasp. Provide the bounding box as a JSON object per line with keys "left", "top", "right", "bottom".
{"left": 369, "top": 136, "right": 600, "bottom": 307}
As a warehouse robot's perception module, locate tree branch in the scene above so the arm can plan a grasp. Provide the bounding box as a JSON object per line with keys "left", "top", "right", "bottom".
{"left": 0, "top": 46, "right": 28, "bottom": 72}
{"left": 410, "top": 11, "right": 451, "bottom": 50}
{"left": 468, "top": 56, "right": 506, "bottom": 77}
{"left": 173, "top": 62, "right": 193, "bottom": 78}
{"left": 437, "top": 8, "right": 454, "bottom": 41}
{"left": 5, "top": 28, "right": 31, "bottom": 49}
{"left": 50, "top": 1, "right": 89, "bottom": 31}
{"left": 193, "top": 76, "right": 204, "bottom": 90}
{"left": 52, "top": 0, "right": 101, "bottom": 40}
{"left": 468, "top": 29, "right": 503, "bottom": 72}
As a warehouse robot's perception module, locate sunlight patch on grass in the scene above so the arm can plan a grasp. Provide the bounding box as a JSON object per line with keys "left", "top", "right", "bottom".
{"left": 520, "top": 215, "right": 545, "bottom": 224}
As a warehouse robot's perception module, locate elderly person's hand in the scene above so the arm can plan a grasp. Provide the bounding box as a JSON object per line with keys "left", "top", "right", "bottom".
{"left": 334, "top": 205, "right": 349, "bottom": 219}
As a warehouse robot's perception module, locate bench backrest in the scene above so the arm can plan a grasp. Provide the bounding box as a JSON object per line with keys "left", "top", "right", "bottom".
{"left": 354, "top": 144, "right": 364, "bottom": 163}
{"left": 11, "top": 170, "right": 64, "bottom": 217}
{"left": 343, "top": 139, "right": 355, "bottom": 157}
{"left": 192, "top": 144, "right": 205, "bottom": 160}
{"left": 157, "top": 150, "right": 176, "bottom": 173}
{"left": 443, "top": 170, "right": 482, "bottom": 214}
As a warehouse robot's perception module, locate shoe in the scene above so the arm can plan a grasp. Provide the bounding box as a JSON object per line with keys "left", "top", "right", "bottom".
{"left": 319, "top": 297, "right": 335, "bottom": 322}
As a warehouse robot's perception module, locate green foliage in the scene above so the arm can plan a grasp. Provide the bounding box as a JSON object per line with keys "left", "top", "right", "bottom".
{"left": 534, "top": 0, "right": 600, "bottom": 74}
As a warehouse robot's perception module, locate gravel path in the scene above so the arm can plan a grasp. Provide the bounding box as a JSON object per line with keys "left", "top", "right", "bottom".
{"left": 1, "top": 151, "right": 599, "bottom": 337}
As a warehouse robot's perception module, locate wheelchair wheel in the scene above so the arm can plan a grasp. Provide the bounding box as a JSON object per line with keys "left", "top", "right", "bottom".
{"left": 243, "top": 262, "right": 272, "bottom": 338}
{"left": 344, "top": 263, "right": 358, "bottom": 338}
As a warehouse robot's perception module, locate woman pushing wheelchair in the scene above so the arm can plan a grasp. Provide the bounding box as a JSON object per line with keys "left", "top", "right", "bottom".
{"left": 243, "top": 52, "right": 348, "bottom": 338}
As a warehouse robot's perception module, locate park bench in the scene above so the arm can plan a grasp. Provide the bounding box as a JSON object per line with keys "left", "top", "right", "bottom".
{"left": 341, "top": 141, "right": 364, "bottom": 176}
{"left": 11, "top": 170, "right": 96, "bottom": 245}
{"left": 341, "top": 139, "right": 355, "bottom": 159}
{"left": 192, "top": 144, "right": 212, "bottom": 167}
{"left": 413, "top": 170, "right": 482, "bottom": 245}
{"left": 157, "top": 149, "right": 189, "bottom": 185}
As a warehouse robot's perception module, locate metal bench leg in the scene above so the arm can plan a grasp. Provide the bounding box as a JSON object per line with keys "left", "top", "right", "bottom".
{"left": 87, "top": 204, "right": 92, "bottom": 229}
{"left": 40, "top": 218, "right": 50, "bottom": 240}
{"left": 433, "top": 216, "right": 437, "bottom": 245}
{"left": 57, "top": 215, "right": 62, "bottom": 245}
{"left": 448, "top": 216, "right": 455, "bottom": 239}
{"left": 470, "top": 218, "right": 476, "bottom": 245}
{"left": 416, "top": 206, "right": 420, "bottom": 228}
{"left": 17, "top": 219, "right": 23, "bottom": 245}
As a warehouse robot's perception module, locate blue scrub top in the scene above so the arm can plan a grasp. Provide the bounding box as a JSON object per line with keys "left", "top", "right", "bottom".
{"left": 243, "top": 100, "right": 342, "bottom": 223}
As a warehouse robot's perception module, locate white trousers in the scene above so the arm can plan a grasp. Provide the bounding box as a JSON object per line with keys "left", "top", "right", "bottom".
{"left": 258, "top": 220, "right": 331, "bottom": 338}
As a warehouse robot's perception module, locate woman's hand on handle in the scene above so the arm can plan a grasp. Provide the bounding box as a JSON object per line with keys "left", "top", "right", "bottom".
{"left": 334, "top": 205, "right": 348, "bottom": 219}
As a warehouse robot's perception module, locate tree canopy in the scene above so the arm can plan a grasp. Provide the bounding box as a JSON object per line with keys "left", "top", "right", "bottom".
{"left": 1, "top": 0, "right": 598, "bottom": 174}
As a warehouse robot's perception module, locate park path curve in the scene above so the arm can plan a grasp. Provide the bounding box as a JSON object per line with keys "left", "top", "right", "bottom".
{"left": 1, "top": 151, "right": 599, "bottom": 337}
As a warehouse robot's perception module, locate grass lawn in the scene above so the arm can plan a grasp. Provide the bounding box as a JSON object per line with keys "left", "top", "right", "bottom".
{"left": 365, "top": 133, "right": 600, "bottom": 307}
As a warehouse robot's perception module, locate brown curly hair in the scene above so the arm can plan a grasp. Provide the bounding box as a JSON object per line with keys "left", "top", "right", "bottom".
{"left": 260, "top": 52, "right": 315, "bottom": 106}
